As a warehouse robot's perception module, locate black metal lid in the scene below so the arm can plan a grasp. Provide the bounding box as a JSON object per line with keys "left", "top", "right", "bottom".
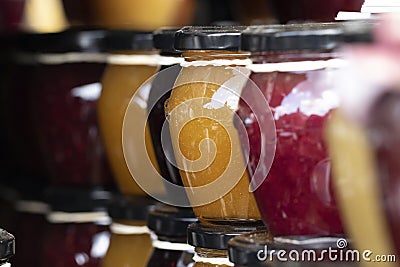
{"left": 16, "top": 28, "right": 108, "bottom": 53}
{"left": 188, "top": 221, "right": 266, "bottom": 250}
{"left": 148, "top": 205, "right": 196, "bottom": 241}
{"left": 153, "top": 28, "right": 180, "bottom": 53}
{"left": 241, "top": 23, "right": 343, "bottom": 52}
{"left": 174, "top": 26, "right": 247, "bottom": 51}
{"left": 228, "top": 231, "right": 274, "bottom": 267}
{"left": 103, "top": 30, "right": 154, "bottom": 52}
{"left": 341, "top": 20, "right": 374, "bottom": 44}
{"left": 0, "top": 229, "right": 15, "bottom": 263}
{"left": 107, "top": 195, "right": 156, "bottom": 221}
{"left": 45, "top": 186, "right": 113, "bottom": 213}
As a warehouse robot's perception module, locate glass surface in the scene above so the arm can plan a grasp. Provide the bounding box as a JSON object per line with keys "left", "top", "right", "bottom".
{"left": 98, "top": 62, "right": 165, "bottom": 196}
{"left": 102, "top": 222, "right": 153, "bottom": 267}
{"left": 43, "top": 222, "right": 110, "bottom": 267}
{"left": 29, "top": 62, "right": 114, "bottom": 187}
{"left": 168, "top": 51, "right": 261, "bottom": 221}
{"left": 90, "top": 0, "right": 195, "bottom": 30}
{"left": 237, "top": 53, "right": 343, "bottom": 236}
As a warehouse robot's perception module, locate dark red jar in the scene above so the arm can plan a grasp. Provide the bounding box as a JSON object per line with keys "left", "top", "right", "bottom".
{"left": 12, "top": 195, "right": 49, "bottom": 267}
{"left": 270, "top": 0, "right": 364, "bottom": 23}
{"left": 43, "top": 187, "right": 112, "bottom": 267}
{"left": 23, "top": 30, "right": 115, "bottom": 188}
{"left": 0, "top": 0, "right": 25, "bottom": 33}
{"left": 237, "top": 23, "right": 346, "bottom": 236}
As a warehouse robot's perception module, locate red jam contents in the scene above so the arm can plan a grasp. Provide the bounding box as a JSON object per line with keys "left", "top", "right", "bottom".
{"left": 43, "top": 222, "right": 109, "bottom": 267}
{"left": 30, "top": 62, "right": 114, "bottom": 187}
{"left": 237, "top": 70, "right": 343, "bottom": 236}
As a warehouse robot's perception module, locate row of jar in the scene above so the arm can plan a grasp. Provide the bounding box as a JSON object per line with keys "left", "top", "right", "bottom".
{"left": 0, "top": 0, "right": 367, "bottom": 34}
{"left": 2, "top": 20, "right": 400, "bottom": 266}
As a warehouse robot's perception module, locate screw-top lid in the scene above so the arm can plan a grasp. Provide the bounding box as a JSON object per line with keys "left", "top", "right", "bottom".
{"left": 107, "top": 195, "right": 156, "bottom": 221}
{"left": 228, "top": 231, "right": 274, "bottom": 267}
{"left": 45, "top": 187, "right": 113, "bottom": 213}
{"left": 0, "top": 229, "right": 15, "bottom": 263}
{"left": 16, "top": 28, "right": 108, "bottom": 53}
{"left": 174, "top": 26, "right": 247, "bottom": 51}
{"left": 153, "top": 28, "right": 180, "bottom": 53}
{"left": 341, "top": 20, "right": 374, "bottom": 44}
{"left": 241, "top": 23, "right": 343, "bottom": 52}
{"left": 148, "top": 205, "right": 197, "bottom": 242}
{"left": 188, "top": 221, "right": 266, "bottom": 250}
{"left": 103, "top": 30, "right": 154, "bottom": 52}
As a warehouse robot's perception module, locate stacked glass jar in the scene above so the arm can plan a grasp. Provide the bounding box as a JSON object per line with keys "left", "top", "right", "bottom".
{"left": 167, "top": 26, "right": 267, "bottom": 266}
{"left": 43, "top": 187, "right": 112, "bottom": 267}
{"left": 98, "top": 29, "right": 165, "bottom": 198}
{"left": 227, "top": 21, "right": 374, "bottom": 267}
{"left": 326, "top": 19, "right": 400, "bottom": 266}
{"left": 102, "top": 196, "right": 156, "bottom": 267}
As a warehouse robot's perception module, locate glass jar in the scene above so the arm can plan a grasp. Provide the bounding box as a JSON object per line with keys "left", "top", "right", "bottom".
{"left": 3, "top": 35, "right": 48, "bottom": 186}
{"left": 99, "top": 30, "right": 165, "bottom": 197}
{"left": 228, "top": 233, "right": 356, "bottom": 267}
{"left": 168, "top": 26, "right": 261, "bottom": 223}
{"left": 325, "top": 20, "right": 400, "bottom": 264}
{"left": 12, "top": 195, "right": 49, "bottom": 267}
{"left": 188, "top": 222, "right": 266, "bottom": 267}
{"left": 236, "top": 23, "right": 346, "bottom": 236}
{"left": 0, "top": 0, "right": 25, "bottom": 33}
{"left": 147, "top": 28, "right": 193, "bottom": 206}
{"left": 24, "top": 29, "right": 114, "bottom": 188}
{"left": 147, "top": 205, "right": 197, "bottom": 267}
{"left": 43, "top": 187, "right": 112, "bottom": 267}
{"left": 102, "top": 195, "right": 156, "bottom": 267}
{"left": 0, "top": 228, "right": 15, "bottom": 267}
{"left": 89, "top": 0, "right": 195, "bottom": 30}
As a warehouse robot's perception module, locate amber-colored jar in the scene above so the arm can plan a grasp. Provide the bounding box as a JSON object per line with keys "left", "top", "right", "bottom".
{"left": 102, "top": 195, "right": 156, "bottom": 267}
{"left": 99, "top": 30, "right": 166, "bottom": 197}
{"left": 168, "top": 26, "right": 261, "bottom": 222}
{"left": 188, "top": 222, "right": 265, "bottom": 267}
{"left": 24, "top": 29, "right": 115, "bottom": 188}
{"left": 147, "top": 205, "right": 197, "bottom": 267}
{"left": 43, "top": 187, "right": 112, "bottom": 267}
{"left": 89, "top": 0, "right": 195, "bottom": 30}
{"left": 0, "top": 228, "right": 15, "bottom": 267}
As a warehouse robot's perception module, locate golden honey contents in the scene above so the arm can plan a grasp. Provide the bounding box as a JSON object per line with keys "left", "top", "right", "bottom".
{"left": 168, "top": 64, "right": 261, "bottom": 221}
{"left": 326, "top": 111, "right": 396, "bottom": 267}
{"left": 98, "top": 62, "right": 164, "bottom": 196}
{"left": 90, "top": 0, "right": 195, "bottom": 30}
{"left": 102, "top": 221, "right": 153, "bottom": 267}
